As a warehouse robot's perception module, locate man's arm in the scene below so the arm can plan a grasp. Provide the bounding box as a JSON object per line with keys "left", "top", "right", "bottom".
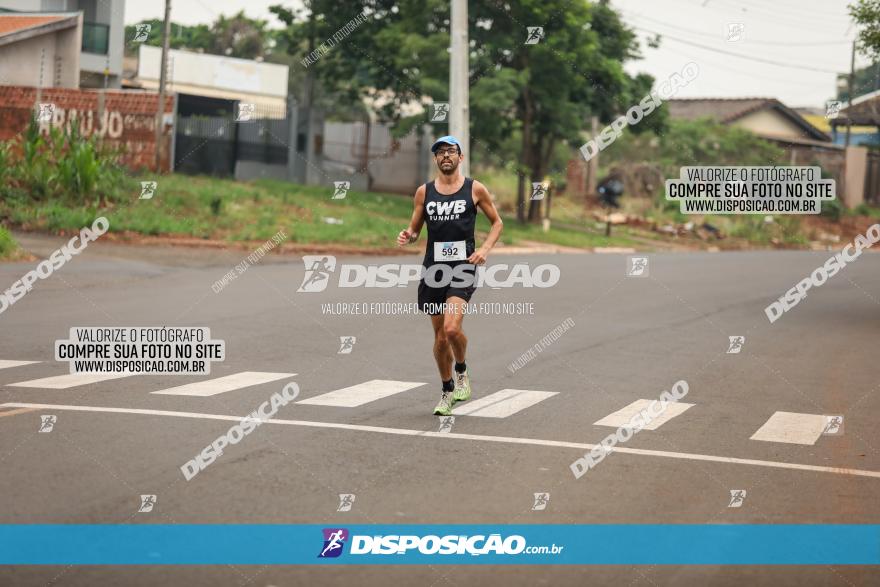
{"left": 397, "top": 184, "right": 426, "bottom": 246}
{"left": 468, "top": 180, "right": 503, "bottom": 265}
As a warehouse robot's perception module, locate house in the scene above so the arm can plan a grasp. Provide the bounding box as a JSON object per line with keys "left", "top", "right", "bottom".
{"left": 666, "top": 97, "right": 849, "bottom": 201}
{"left": 0, "top": 11, "right": 81, "bottom": 87}
{"left": 667, "top": 97, "right": 831, "bottom": 144}
{"left": 0, "top": 1, "right": 125, "bottom": 88}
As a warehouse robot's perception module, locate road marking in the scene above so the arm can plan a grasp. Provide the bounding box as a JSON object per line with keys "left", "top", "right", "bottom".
{"left": 7, "top": 372, "right": 134, "bottom": 389}
{"left": 750, "top": 411, "right": 828, "bottom": 445}
{"left": 452, "top": 389, "right": 558, "bottom": 418}
{"left": 3, "top": 402, "right": 878, "bottom": 480}
{"left": 150, "top": 372, "right": 296, "bottom": 397}
{"left": 0, "top": 407, "right": 36, "bottom": 418}
{"left": 0, "top": 360, "right": 39, "bottom": 370}
{"left": 297, "top": 379, "right": 425, "bottom": 407}
{"left": 594, "top": 399, "right": 695, "bottom": 430}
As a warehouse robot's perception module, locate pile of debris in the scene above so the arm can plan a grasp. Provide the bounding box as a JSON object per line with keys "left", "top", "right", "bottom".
{"left": 590, "top": 210, "right": 724, "bottom": 240}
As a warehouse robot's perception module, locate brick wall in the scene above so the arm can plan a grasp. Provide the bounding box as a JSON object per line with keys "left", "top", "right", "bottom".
{"left": 0, "top": 85, "right": 175, "bottom": 171}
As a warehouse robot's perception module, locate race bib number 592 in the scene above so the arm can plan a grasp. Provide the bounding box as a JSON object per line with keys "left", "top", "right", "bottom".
{"left": 434, "top": 240, "right": 466, "bottom": 262}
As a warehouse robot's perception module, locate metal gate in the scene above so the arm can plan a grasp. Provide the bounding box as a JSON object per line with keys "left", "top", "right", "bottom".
{"left": 174, "top": 116, "right": 236, "bottom": 177}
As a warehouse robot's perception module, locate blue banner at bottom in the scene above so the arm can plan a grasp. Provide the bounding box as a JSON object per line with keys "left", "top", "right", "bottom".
{"left": 0, "top": 525, "right": 877, "bottom": 565}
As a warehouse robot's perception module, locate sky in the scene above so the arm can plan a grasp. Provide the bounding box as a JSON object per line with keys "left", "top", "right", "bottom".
{"left": 124, "top": 0, "right": 861, "bottom": 108}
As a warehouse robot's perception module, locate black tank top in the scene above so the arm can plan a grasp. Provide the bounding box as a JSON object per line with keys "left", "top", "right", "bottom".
{"left": 422, "top": 177, "right": 477, "bottom": 266}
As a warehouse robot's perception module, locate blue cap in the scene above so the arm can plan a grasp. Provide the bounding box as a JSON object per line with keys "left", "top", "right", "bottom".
{"left": 431, "top": 135, "right": 462, "bottom": 153}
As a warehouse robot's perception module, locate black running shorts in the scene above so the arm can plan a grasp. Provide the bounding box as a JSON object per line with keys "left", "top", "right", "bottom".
{"left": 417, "top": 264, "right": 477, "bottom": 315}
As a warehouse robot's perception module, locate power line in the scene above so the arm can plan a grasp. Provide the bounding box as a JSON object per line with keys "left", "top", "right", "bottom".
{"left": 723, "top": 0, "right": 852, "bottom": 24}
{"left": 659, "top": 42, "right": 834, "bottom": 89}
{"left": 632, "top": 26, "right": 844, "bottom": 74}
{"left": 625, "top": 10, "right": 851, "bottom": 46}
{"left": 668, "top": 0, "right": 848, "bottom": 36}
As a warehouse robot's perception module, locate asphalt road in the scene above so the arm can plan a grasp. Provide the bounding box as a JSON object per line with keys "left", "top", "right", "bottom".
{"left": 1, "top": 232, "right": 878, "bottom": 586}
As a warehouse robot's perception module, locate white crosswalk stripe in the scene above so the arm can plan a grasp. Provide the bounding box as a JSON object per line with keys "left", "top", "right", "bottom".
{"left": 0, "top": 360, "right": 40, "bottom": 370}
{"left": 452, "top": 389, "right": 558, "bottom": 418}
{"left": 7, "top": 372, "right": 135, "bottom": 389}
{"left": 297, "top": 379, "right": 426, "bottom": 407}
{"left": 151, "top": 372, "right": 296, "bottom": 397}
{"left": 750, "top": 411, "right": 829, "bottom": 445}
{"left": 593, "top": 399, "right": 694, "bottom": 430}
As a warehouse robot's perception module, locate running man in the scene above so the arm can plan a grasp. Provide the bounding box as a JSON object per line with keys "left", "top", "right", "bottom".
{"left": 397, "top": 135, "right": 503, "bottom": 415}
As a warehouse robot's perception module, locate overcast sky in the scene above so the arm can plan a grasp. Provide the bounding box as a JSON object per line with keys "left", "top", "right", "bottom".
{"left": 125, "top": 0, "right": 861, "bottom": 108}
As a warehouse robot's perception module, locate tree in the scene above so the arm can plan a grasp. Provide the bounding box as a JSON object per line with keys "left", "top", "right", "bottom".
{"left": 851, "top": 0, "right": 880, "bottom": 59}
{"left": 124, "top": 12, "right": 271, "bottom": 60}
{"left": 270, "top": 0, "right": 656, "bottom": 222}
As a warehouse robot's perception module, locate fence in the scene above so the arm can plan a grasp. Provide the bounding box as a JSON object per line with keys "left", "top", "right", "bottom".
{"left": 0, "top": 85, "right": 174, "bottom": 171}
{"left": 174, "top": 101, "right": 431, "bottom": 194}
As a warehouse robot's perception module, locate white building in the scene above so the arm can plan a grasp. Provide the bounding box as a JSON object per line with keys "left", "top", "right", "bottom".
{"left": 0, "top": 0, "right": 125, "bottom": 88}
{"left": 136, "top": 45, "right": 289, "bottom": 114}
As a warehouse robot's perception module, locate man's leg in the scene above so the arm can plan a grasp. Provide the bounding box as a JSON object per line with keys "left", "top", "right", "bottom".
{"left": 443, "top": 296, "right": 468, "bottom": 364}
{"left": 430, "top": 313, "right": 453, "bottom": 382}
{"left": 444, "top": 296, "right": 472, "bottom": 401}
{"left": 430, "top": 313, "right": 456, "bottom": 415}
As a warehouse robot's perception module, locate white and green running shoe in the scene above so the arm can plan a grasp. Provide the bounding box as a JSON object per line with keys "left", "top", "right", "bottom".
{"left": 452, "top": 369, "right": 471, "bottom": 402}
{"left": 433, "top": 390, "right": 454, "bottom": 416}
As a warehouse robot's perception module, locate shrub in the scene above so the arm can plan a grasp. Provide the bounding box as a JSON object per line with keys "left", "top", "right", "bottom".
{"left": 0, "top": 226, "right": 19, "bottom": 259}
{"left": 0, "top": 116, "right": 132, "bottom": 206}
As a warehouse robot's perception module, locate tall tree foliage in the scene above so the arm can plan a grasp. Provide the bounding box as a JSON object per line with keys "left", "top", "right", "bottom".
{"left": 271, "top": 0, "right": 660, "bottom": 221}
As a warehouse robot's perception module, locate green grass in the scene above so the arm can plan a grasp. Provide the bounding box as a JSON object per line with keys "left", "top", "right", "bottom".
{"left": 0, "top": 173, "right": 639, "bottom": 250}
{"left": 852, "top": 203, "right": 880, "bottom": 219}
{"left": 0, "top": 226, "right": 22, "bottom": 260}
